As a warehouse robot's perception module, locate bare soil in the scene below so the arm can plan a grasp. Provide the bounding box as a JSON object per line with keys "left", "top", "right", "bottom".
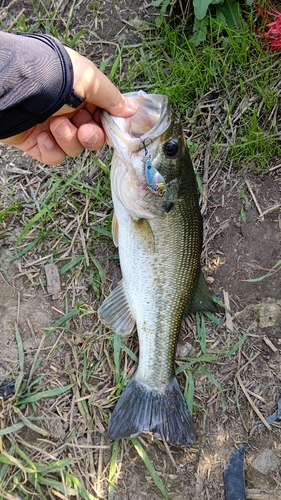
{"left": 0, "top": 1, "right": 281, "bottom": 499}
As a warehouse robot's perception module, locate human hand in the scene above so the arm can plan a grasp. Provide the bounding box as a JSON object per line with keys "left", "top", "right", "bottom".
{"left": 1, "top": 46, "right": 138, "bottom": 165}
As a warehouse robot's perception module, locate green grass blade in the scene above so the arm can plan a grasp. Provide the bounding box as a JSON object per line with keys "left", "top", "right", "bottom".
{"left": 40, "top": 458, "right": 74, "bottom": 475}
{"left": 18, "top": 384, "right": 73, "bottom": 405}
{"left": 64, "top": 471, "right": 98, "bottom": 500}
{"left": 196, "top": 312, "right": 206, "bottom": 354}
{"left": 0, "top": 422, "right": 25, "bottom": 436}
{"left": 16, "top": 204, "right": 55, "bottom": 245}
{"left": 243, "top": 259, "right": 281, "bottom": 282}
{"left": 203, "top": 310, "right": 222, "bottom": 325}
{"left": 91, "top": 225, "right": 112, "bottom": 238}
{"left": 224, "top": 332, "right": 248, "bottom": 357}
{"left": 120, "top": 343, "right": 138, "bottom": 362}
{"left": 13, "top": 408, "right": 49, "bottom": 437}
{"left": 113, "top": 333, "right": 121, "bottom": 385}
{"left": 45, "top": 308, "right": 80, "bottom": 340}
{"left": 198, "top": 367, "right": 226, "bottom": 409}
{"left": 131, "top": 438, "right": 169, "bottom": 500}
{"left": 108, "top": 440, "right": 119, "bottom": 500}
{"left": 59, "top": 255, "right": 84, "bottom": 275}
{"left": 88, "top": 252, "right": 106, "bottom": 283}
{"left": 109, "top": 40, "right": 125, "bottom": 81}
{"left": 176, "top": 355, "right": 218, "bottom": 375}
{"left": 9, "top": 235, "right": 43, "bottom": 261}
{"left": 184, "top": 371, "right": 194, "bottom": 415}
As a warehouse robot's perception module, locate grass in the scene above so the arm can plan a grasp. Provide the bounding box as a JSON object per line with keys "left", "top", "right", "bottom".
{"left": 0, "top": 0, "right": 280, "bottom": 498}
{"left": 122, "top": 18, "right": 281, "bottom": 172}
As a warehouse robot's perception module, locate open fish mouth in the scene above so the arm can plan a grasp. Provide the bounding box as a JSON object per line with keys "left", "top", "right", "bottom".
{"left": 101, "top": 90, "right": 172, "bottom": 153}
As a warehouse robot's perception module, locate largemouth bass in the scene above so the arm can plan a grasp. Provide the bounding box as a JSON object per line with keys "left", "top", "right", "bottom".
{"left": 98, "top": 91, "right": 216, "bottom": 446}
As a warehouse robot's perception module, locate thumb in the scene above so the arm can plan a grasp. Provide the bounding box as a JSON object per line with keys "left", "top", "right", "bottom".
{"left": 65, "top": 47, "right": 138, "bottom": 117}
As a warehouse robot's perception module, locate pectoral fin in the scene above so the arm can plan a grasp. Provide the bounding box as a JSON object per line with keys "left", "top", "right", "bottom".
{"left": 98, "top": 280, "right": 135, "bottom": 336}
{"left": 112, "top": 211, "right": 119, "bottom": 247}
{"left": 131, "top": 218, "right": 155, "bottom": 254}
{"left": 186, "top": 270, "right": 218, "bottom": 315}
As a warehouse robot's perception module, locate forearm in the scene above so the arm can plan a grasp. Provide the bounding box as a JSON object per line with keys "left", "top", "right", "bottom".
{"left": 0, "top": 32, "right": 83, "bottom": 139}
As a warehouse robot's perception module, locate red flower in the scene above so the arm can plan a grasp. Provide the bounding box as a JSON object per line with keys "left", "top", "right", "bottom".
{"left": 255, "top": 2, "right": 281, "bottom": 50}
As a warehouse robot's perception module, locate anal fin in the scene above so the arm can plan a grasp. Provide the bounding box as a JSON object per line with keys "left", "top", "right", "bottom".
{"left": 98, "top": 280, "right": 135, "bottom": 336}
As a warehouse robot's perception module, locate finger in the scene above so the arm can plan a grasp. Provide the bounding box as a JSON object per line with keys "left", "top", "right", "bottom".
{"left": 71, "top": 107, "right": 95, "bottom": 128}
{"left": 36, "top": 132, "right": 67, "bottom": 165}
{"left": 65, "top": 48, "right": 138, "bottom": 117}
{"left": 50, "top": 116, "right": 84, "bottom": 157}
{"left": 77, "top": 122, "right": 106, "bottom": 151}
{"left": 13, "top": 131, "right": 67, "bottom": 165}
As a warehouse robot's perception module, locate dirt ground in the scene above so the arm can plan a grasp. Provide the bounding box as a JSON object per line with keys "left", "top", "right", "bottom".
{"left": 1, "top": 1, "right": 281, "bottom": 499}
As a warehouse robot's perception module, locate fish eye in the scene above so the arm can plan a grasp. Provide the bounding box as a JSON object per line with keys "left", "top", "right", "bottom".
{"left": 164, "top": 139, "right": 178, "bottom": 157}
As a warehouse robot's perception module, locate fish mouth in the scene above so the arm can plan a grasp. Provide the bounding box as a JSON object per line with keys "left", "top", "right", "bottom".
{"left": 101, "top": 91, "right": 172, "bottom": 153}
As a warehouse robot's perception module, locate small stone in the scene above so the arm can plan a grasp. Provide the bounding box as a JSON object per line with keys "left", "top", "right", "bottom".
{"left": 255, "top": 299, "right": 281, "bottom": 328}
{"left": 176, "top": 341, "right": 192, "bottom": 358}
{"left": 251, "top": 449, "right": 279, "bottom": 474}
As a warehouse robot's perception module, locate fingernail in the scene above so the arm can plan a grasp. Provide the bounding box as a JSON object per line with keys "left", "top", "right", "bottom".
{"left": 53, "top": 119, "right": 72, "bottom": 138}
{"left": 124, "top": 97, "right": 138, "bottom": 112}
{"left": 84, "top": 131, "right": 99, "bottom": 147}
{"left": 40, "top": 133, "right": 55, "bottom": 149}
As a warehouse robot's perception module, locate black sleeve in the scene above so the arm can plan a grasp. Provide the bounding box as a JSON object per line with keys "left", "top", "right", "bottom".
{"left": 0, "top": 32, "right": 84, "bottom": 139}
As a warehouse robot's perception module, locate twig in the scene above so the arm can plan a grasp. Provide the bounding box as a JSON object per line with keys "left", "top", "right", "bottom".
{"left": 236, "top": 372, "right": 271, "bottom": 430}
{"left": 258, "top": 203, "right": 281, "bottom": 219}
{"left": 263, "top": 335, "right": 278, "bottom": 353}
{"left": 62, "top": 196, "right": 90, "bottom": 258}
{"left": 222, "top": 290, "right": 233, "bottom": 332}
{"left": 268, "top": 163, "right": 281, "bottom": 172}
{"left": 245, "top": 180, "right": 263, "bottom": 218}
{"left": 246, "top": 489, "right": 281, "bottom": 500}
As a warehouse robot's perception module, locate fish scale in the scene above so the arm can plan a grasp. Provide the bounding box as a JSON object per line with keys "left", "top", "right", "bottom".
{"left": 98, "top": 90, "right": 217, "bottom": 445}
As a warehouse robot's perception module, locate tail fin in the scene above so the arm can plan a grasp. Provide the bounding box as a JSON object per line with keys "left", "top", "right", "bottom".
{"left": 108, "top": 377, "right": 196, "bottom": 446}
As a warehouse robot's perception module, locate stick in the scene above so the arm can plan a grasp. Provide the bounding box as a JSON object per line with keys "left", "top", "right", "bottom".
{"left": 245, "top": 180, "right": 263, "bottom": 218}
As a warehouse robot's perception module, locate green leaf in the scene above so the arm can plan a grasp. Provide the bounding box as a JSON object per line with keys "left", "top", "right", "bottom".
{"left": 189, "top": 17, "right": 209, "bottom": 46}
{"left": 40, "top": 458, "right": 74, "bottom": 475}
{"left": 64, "top": 472, "right": 97, "bottom": 500}
{"left": 216, "top": 0, "right": 243, "bottom": 30}
{"left": 193, "top": 0, "right": 213, "bottom": 20}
